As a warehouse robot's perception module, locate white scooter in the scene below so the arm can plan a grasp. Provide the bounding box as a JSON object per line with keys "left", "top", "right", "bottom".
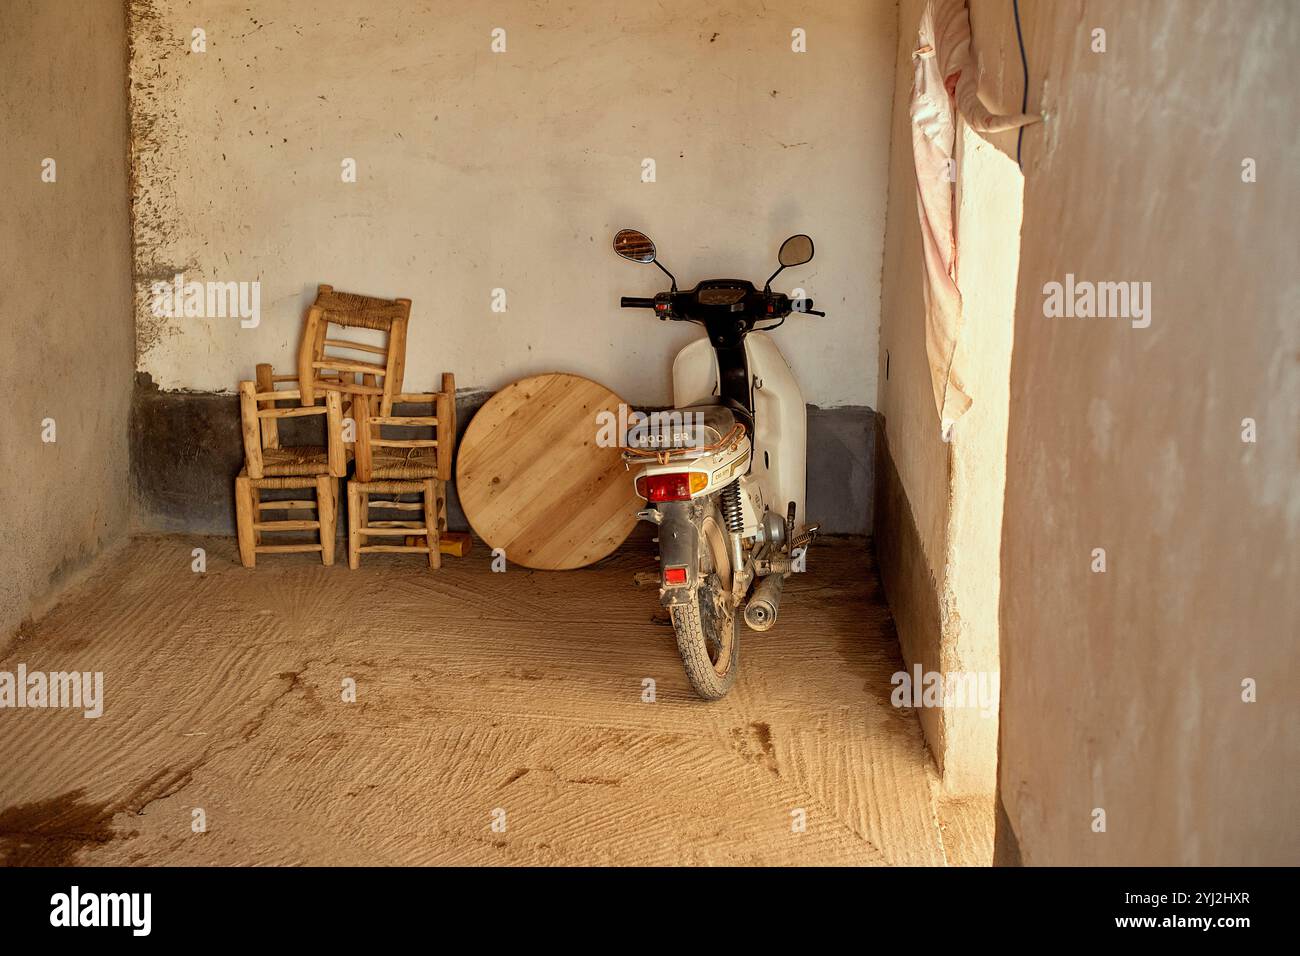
{"left": 614, "top": 229, "right": 823, "bottom": 699}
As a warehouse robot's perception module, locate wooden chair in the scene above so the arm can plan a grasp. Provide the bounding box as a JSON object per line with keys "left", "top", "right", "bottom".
{"left": 348, "top": 373, "right": 456, "bottom": 569}
{"left": 297, "top": 284, "right": 410, "bottom": 419}
{"left": 235, "top": 371, "right": 346, "bottom": 568}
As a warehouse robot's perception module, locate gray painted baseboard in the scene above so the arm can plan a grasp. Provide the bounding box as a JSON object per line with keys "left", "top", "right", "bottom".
{"left": 131, "top": 373, "right": 876, "bottom": 536}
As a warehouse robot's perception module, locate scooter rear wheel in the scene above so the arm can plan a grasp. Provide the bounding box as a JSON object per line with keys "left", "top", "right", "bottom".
{"left": 670, "top": 508, "right": 737, "bottom": 700}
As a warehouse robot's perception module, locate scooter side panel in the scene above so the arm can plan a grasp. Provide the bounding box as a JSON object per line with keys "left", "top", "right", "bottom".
{"left": 671, "top": 336, "right": 718, "bottom": 407}
{"left": 746, "top": 332, "right": 807, "bottom": 534}
{"left": 670, "top": 332, "right": 807, "bottom": 534}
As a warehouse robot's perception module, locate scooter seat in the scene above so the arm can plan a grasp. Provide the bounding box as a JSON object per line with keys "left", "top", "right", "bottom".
{"left": 687, "top": 402, "right": 753, "bottom": 438}
{"left": 624, "top": 403, "right": 751, "bottom": 457}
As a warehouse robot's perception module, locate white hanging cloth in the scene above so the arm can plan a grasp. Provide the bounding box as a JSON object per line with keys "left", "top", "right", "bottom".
{"left": 910, "top": 0, "right": 1039, "bottom": 427}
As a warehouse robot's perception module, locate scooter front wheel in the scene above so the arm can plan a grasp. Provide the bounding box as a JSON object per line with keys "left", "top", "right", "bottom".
{"left": 670, "top": 509, "right": 738, "bottom": 699}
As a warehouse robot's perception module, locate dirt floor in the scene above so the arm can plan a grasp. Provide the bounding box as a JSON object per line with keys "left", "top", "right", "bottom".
{"left": 0, "top": 533, "right": 991, "bottom": 866}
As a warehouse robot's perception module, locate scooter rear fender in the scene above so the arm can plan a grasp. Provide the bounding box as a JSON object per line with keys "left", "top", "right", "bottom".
{"left": 655, "top": 501, "right": 699, "bottom": 608}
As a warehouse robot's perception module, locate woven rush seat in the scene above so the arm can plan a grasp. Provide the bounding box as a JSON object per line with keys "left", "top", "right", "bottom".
{"left": 369, "top": 445, "right": 438, "bottom": 480}
{"left": 242, "top": 474, "right": 322, "bottom": 491}
{"left": 261, "top": 445, "right": 331, "bottom": 476}
{"left": 315, "top": 287, "right": 410, "bottom": 330}
{"left": 350, "top": 479, "right": 426, "bottom": 494}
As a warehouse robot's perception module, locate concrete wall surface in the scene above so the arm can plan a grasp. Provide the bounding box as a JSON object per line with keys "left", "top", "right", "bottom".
{"left": 128, "top": 0, "right": 896, "bottom": 409}
{"left": 977, "top": 0, "right": 1299, "bottom": 864}
{"left": 0, "top": 0, "right": 135, "bottom": 643}
{"left": 876, "top": 0, "right": 1014, "bottom": 793}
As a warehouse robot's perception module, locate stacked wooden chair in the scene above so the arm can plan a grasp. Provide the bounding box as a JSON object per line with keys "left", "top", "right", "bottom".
{"left": 235, "top": 367, "right": 346, "bottom": 568}
{"left": 234, "top": 284, "right": 460, "bottom": 570}
{"left": 297, "top": 284, "right": 410, "bottom": 420}
{"left": 348, "top": 373, "right": 456, "bottom": 569}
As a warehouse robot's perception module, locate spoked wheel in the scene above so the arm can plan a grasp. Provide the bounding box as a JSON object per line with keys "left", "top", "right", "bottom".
{"left": 670, "top": 506, "right": 738, "bottom": 700}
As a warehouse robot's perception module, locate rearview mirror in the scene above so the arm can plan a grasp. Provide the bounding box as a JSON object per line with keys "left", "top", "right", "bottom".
{"left": 613, "top": 229, "right": 657, "bottom": 263}
{"left": 764, "top": 234, "right": 816, "bottom": 291}
{"left": 778, "top": 234, "right": 814, "bottom": 267}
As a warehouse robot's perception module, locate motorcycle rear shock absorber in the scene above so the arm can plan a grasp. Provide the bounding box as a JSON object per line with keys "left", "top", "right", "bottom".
{"left": 720, "top": 480, "right": 744, "bottom": 534}
{"left": 720, "top": 480, "right": 746, "bottom": 573}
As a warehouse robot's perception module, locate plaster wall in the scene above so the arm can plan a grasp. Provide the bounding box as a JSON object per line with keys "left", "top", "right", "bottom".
{"left": 128, "top": 0, "right": 896, "bottom": 409}
{"left": 979, "top": 0, "right": 1299, "bottom": 864}
{"left": 0, "top": 0, "right": 135, "bottom": 642}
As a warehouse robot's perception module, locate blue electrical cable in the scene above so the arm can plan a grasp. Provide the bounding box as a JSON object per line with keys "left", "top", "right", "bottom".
{"left": 1013, "top": 0, "right": 1029, "bottom": 169}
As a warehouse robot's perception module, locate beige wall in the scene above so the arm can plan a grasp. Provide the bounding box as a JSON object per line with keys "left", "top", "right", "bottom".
{"left": 877, "top": 0, "right": 1299, "bottom": 851}
{"left": 0, "top": 1, "right": 135, "bottom": 642}
{"left": 979, "top": 0, "right": 1299, "bottom": 864}
{"left": 875, "top": 0, "right": 951, "bottom": 777}
{"left": 937, "top": 117, "right": 1019, "bottom": 794}
{"left": 876, "top": 0, "right": 1011, "bottom": 793}
{"left": 878, "top": 0, "right": 952, "bottom": 572}
{"left": 128, "top": 0, "right": 897, "bottom": 407}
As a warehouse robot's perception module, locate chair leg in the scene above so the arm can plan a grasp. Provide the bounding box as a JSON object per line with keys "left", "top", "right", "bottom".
{"left": 436, "top": 478, "right": 448, "bottom": 536}
{"left": 347, "top": 481, "right": 361, "bottom": 570}
{"left": 317, "top": 476, "right": 336, "bottom": 566}
{"left": 235, "top": 474, "right": 256, "bottom": 568}
{"left": 424, "top": 479, "right": 442, "bottom": 569}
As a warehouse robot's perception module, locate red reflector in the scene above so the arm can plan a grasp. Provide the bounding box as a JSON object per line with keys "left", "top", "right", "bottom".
{"left": 663, "top": 566, "right": 688, "bottom": 586}
{"left": 636, "top": 472, "right": 692, "bottom": 501}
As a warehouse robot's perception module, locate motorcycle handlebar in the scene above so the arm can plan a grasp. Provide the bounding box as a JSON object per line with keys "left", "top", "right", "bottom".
{"left": 620, "top": 293, "right": 825, "bottom": 318}
{"left": 792, "top": 297, "right": 825, "bottom": 317}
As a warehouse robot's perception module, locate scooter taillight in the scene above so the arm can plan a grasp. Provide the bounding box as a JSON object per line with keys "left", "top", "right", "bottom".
{"left": 635, "top": 472, "right": 707, "bottom": 502}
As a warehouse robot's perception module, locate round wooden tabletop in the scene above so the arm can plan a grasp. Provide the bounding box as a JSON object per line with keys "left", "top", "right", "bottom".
{"left": 456, "top": 372, "right": 641, "bottom": 570}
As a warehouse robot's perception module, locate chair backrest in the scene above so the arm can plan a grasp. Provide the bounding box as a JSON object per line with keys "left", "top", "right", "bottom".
{"left": 239, "top": 374, "right": 345, "bottom": 480}
{"left": 297, "top": 284, "right": 411, "bottom": 416}
{"left": 354, "top": 373, "right": 456, "bottom": 483}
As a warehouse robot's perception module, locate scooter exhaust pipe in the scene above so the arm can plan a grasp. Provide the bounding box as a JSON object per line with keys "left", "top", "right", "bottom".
{"left": 743, "top": 573, "right": 785, "bottom": 632}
